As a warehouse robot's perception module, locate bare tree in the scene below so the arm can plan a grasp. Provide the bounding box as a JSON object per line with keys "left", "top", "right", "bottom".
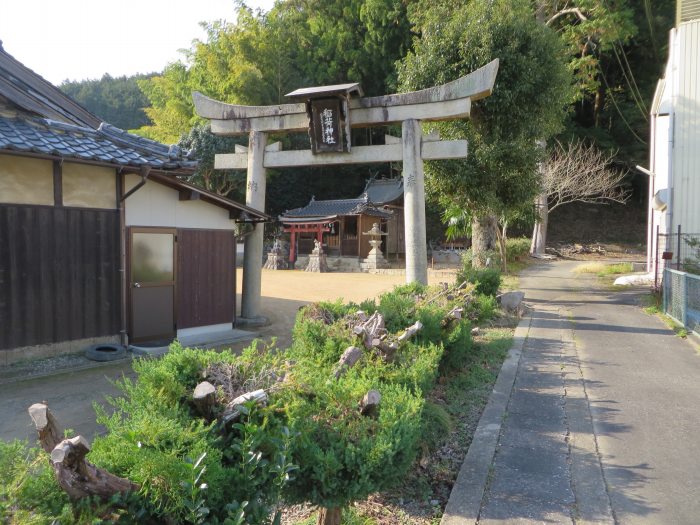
{"left": 531, "top": 140, "right": 630, "bottom": 255}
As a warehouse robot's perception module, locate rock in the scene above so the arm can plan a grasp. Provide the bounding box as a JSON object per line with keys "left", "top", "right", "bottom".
{"left": 498, "top": 291, "right": 525, "bottom": 313}
{"left": 614, "top": 273, "right": 655, "bottom": 286}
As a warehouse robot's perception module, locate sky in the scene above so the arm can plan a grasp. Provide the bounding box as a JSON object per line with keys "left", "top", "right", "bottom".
{"left": 0, "top": 0, "right": 275, "bottom": 85}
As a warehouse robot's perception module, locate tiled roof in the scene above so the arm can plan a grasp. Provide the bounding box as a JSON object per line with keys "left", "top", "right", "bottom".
{"left": 0, "top": 116, "right": 196, "bottom": 169}
{"left": 281, "top": 195, "right": 392, "bottom": 220}
{"left": 363, "top": 178, "right": 403, "bottom": 204}
{"left": 0, "top": 43, "right": 102, "bottom": 128}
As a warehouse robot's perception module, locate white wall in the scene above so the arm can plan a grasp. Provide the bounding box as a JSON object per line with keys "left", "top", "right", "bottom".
{"left": 124, "top": 174, "right": 234, "bottom": 230}
{"left": 672, "top": 20, "right": 700, "bottom": 235}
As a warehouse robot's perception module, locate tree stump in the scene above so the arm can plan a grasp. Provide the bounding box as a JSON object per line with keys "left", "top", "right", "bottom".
{"left": 28, "top": 403, "right": 62, "bottom": 453}
{"left": 359, "top": 390, "right": 381, "bottom": 417}
{"left": 334, "top": 346, "right": 363, "bottom": 379}
{"left": 193, "top": 381, "right": 217, "bottom": 419}
{"left": 50, "top": 436, "right": 139, "bottom": 500}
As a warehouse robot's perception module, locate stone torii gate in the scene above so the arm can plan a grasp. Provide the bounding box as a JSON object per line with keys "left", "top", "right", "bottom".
{"left": 193, "top": 60, "right": 499, "bottom": 322}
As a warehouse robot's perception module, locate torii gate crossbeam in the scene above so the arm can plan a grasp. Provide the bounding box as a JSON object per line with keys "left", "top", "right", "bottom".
{"left": 193, "top": 60, "right": 499, "bottom": 323}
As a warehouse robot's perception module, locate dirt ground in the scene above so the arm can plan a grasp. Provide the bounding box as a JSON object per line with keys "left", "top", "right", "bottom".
{"left": 241, "top": 268, "right": 456, "bottom": 350}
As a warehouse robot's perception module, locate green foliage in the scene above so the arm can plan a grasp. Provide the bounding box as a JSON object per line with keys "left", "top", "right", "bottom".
{"left": 0, "top": 440, "right": 70, "bottom": 524}
{"left": 0, "top": 280, "right": 502, "bottom": 524}
{"left": 60, "top": 73, "right": 154, "bottom": 130}
{"left": 178, "top": 123, "right": 247, "bottom": 198}
{"left": 440, "top": 319, "right": 474, "bottom": 374}
{"left": 281, "top": 281, "right": 490, "bottom": 511}
{"left": 419, "top": 401, "right": 454, "bottom": 456}
{"left": 505, "top": 237, "right": 531, "bottom": 263}
{"left": 376, "top": 282, "right": 426, "bottom": 333}
{"left": 399, "top": 0, "right": 573, "bottom": 223}
{"left": 281, "top": 377, "right": 423, "bottom": 508}
{"left": 457, "top": 266, "right": 502, "bottom": 297}
{"left": 90, "top": 344, "right": 294, "bottom": 524}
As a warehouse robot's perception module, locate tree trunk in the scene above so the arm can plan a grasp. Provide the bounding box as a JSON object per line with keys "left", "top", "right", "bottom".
{"left": 317, "top": 507, "right": 342, "bottom": 525}
{"left": 471, "top": 215, "right": 498, "bottom": 268}
{"left": 28, "top": 403, "right": 62, "bottom": 453}
{"left": 50, "top": 435, "right": 139, "bottom": 501}
{"left": 530, "top": 193, "right": 549, "bottom": 255}
{"left": 495, "top": 222, "right": 507, "bottom": 273}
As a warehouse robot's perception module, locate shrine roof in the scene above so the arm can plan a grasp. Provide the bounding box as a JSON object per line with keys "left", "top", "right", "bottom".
{"left": 280, "top": 195, "right": 392, "bottom": 221}
{"left": 364, "top": 177, "right": 403, "bottom": 204}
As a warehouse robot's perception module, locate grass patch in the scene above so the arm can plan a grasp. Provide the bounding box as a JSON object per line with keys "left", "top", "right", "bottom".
{"left": 573, "top": 262, "right": 633, "bottom": 277}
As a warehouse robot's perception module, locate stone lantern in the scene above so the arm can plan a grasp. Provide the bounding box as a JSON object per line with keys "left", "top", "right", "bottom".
{"left": 361, "top": 222, "right": 390, "bottom": 271}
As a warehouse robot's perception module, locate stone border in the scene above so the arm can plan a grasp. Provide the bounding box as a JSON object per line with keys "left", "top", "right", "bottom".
{"left": 440, "top": 314, "right": 531, "bottom": 525}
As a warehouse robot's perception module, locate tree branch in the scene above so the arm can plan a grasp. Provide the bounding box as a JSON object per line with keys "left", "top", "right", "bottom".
{"left": 547, "top": 7, "right": 589, "bottom": 26}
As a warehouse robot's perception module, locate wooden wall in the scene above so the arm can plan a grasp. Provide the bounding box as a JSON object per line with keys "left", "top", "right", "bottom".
{"left": 0, "top": 205, "right": 120, "bottom": 350}
{"left": 176, "top": 229, "right": 235, "bottom": 329}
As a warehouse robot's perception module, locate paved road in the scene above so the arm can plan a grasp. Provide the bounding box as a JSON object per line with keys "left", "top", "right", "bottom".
{"left": 478, "top": 260, "right": 700, "bottom": 524}
{"left": 0, "top": 361, "right": 134, "bottom": 443}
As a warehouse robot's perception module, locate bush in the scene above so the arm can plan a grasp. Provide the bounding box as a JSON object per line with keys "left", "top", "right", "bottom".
{"left": 505, "top": 237, "right": 530, "bottom": 262}
{"left": 440, "top": 319, "right": 474, "bottom": 374}
{"left": 90, "top": 344, "right": 295, "bottom": 524}
{"left": 419, "top": 401, "right": 454, "bottom": 456}
{"left": 457, "top": 267, "right": 501, "bottom": 296}
{"left": 281, "top": 377, "right": 423, "bottom": 509}
{"left": 0, "top": 440, "right": 70, "bottom": 524}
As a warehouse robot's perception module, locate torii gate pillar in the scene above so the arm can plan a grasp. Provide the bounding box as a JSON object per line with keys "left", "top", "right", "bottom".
{"left": 402, "top": 119, "right": 428, "bottom": 284}
{"left": 241, "top": 130, "right": 267, "bottom": 320}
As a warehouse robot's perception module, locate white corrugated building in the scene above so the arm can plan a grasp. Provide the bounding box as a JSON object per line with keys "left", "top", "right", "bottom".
{"left": 647, "top": 0, "right": 700, "bottom": 272}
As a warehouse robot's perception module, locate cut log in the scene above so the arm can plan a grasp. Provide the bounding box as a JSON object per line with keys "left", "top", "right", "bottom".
{"left": 353, "top": 311, "right": 387, "bottom": 349}
{"left": 471, "top": 327, "right": 480, "bottom": 336}
{"left": 193, "top": 381, "right": 217, "bottom": 418}
{"left": 370, "top": 338, "right": 399, "bottom": 362}
{"left": 359, "top": 390, "right": 381, "bottom": 417}
{"left": 423, "top": 280, "right": 467, "bottom": 306}
{"left": 50, "top": 435, "right": 139, "bottom": 500}
{"left": 442, "top": 307, "right": 464, "bottom": 327}
{"left": 28, "top": 403, "right": 62, "bottom": 453}
{"left": 334, "top": 346, "right": 363, "bottom": 378}
{"left": 222, "top": 389, "right": 268, "bottom": 425}
{"left": 398, "top": 321, "right": 423, "bottom": 343}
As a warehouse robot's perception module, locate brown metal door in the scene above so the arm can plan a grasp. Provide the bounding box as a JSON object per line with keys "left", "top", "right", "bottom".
{"left": 129, "top": 228, "right": 176, "bottom": 343}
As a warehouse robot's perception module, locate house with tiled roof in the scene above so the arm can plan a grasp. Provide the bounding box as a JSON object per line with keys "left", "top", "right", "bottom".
{"left": 279, "top": 178, "right": 404, "bottom": 267}
{"left": 0, "top": 43, "right": 268, "bottom": 364}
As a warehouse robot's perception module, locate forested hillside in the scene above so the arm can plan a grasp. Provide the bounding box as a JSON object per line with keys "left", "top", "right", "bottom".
{"left": 60, "top": 73, "right": 155, "bottom": 130}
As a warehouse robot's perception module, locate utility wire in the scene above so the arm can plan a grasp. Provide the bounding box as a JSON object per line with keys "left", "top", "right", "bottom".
{"left": 610, "top": 42, "right": 649, "bottom": 120}
{"left": 598, "top": 60, "right": 647, "bottom": 145}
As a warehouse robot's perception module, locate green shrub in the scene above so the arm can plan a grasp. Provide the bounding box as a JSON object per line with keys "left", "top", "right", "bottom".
{"left": 281, "top": 376, "right": 423, "bottom": 509}
{"left": 0, "top": 440, "right": 70, "bottom": 524}
{"left": 457, "top": 267, "right": 501, "bottom": 296}
{"left": 90, "top": 344, "right": 294, "bottom": 524}
{"left": 440, "top": 319, "right": 474, "bottom": 374}
{"left": 419, "top": 401, "right": 454, "bottom": 456}
{"left": 376, "top": 282, "right": 426, "bottom": 332}
{"left": 505, "top": 237, "right": 530, "bottom": 262}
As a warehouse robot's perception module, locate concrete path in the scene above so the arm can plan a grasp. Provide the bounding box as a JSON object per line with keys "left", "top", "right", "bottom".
{"left": 444, "top": 260, "right": 700, "bottom": 524}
